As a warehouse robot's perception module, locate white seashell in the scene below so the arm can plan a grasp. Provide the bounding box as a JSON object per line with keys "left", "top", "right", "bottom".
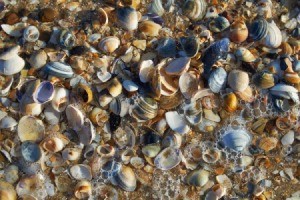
{"left": 28, "top": 50, "right": 47, "bottom": 69}
{"left": 98, "top": 36, "right": 120, "bottom": 53}
{"left": 0, "top": 46, "right": 20, "bottom": 60}
{"left": 227, "top": 70, "right": 249, "bottom": 92}
{"left": 154, "top": 147, "right": 182, "bottom": 170}
{"left": 51, "top": 87, "right": 70, "bottom": 112}
{"left": 263, "top": 21, "right": 282, "bottom": 48}
{"left": 66, "top": 105, "right": 84, "bottom": 131}
{"left": 165, "top": 111, "right": 190, "bottom": 134}
{"left": 44, "top": 104, "right": 61, "bottom": 125}
{"left": 281, "top": 131, "right": 294, "bottom": 146}
{"left": 23, "top": 26, "right": 39, "bottom": 42}
{"left": 17, "top": 116, "right": 45, "bottom": 142}
{"left": 139, "top": 60, "right": 155, "bottom": 83}
{"left": 270, "top": 83, "right": 299, "bottom": 103}
{"left": 0, "top": 55, "right": 25, "bottom": 75}
{"left": 70, "top": 164, "right": 92, "bottom": 180}
{"left": 97, "top": 70, "right": 112, "bottom": 83}
{"left": 123, "top": 80, "right": 139, "bottom": 92}
{"left": 216, "top": 174, "right": 232, "bottom": 189}
{"left": 148, "top": 0, "right": 165, "bottom": 16}
{"left": 77, "top": 119, "right": 95, "bottom": 145}
{"left": 1, "top": 23, "right": 27, "bottom": 37}
{"left": 165, "top": 57, "right": 191, "bottom": 76}
{"left": 0, "top": 75, "right": 13, "bottom": 96}
{"left": 0, "top": 116, "right": 17, "bottom": 130}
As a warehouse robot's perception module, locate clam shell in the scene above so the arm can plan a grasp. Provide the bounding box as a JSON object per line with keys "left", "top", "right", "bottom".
{"left": 183, "top": 0, "right": 207, "bottom": 21}
{"left": 0, "top": 181, "right": 17, "bottom": 200}
{"left": 165, "top": 57, "right": 190, "bottom": 76}
{"left": 32, "top": 81, "right": 54, "bottom": 104}
{"left": 74, "top": 180, "right": 92, "bottom": 199}
{"left": 23, "top": 26, "right": 39, "bottom": 42}
{"left": 148, "top": 0, "right": 164, "bottom": 16}
{"left": 156, "top": 38, "right": 176, "bottom": 58}
{"left": 21, "top": 141, "right": 42, "bottom": 163}
{"left": 228, "top": 70, "right": 249, "bottom": 92}
{"left": 263, "top": 21, "right": 282, "bottom": 48}
{"left": 208, "top": 67, "right": 227, "bottom": 93}
{"left": 77, "top": 83, "right": 93, "bottom": 104}
{"left": 221, "top": 129, "right": 251, "bottom": 151}
{"left": 1, "top": 23, "right": 27, "bottom": 37}
{"left": 97, "top": 144, "right": 115, "bottom": 158}
{"left": 0, "top": 46, "right": 20, "bottom": 60}
{"left": 185, "top": 169, "right": 209, "bottom": 187}
{"left": 139, "top": 60, "right": 155, "bottom": 83}
{"left": 98, "top": 36, "right": 120, "bottom": 53}
{"left": 111, "top": 165, "right": 137, "bottom": 192}
{"left": 139, "top": 20, "right": 162, "bottom": 37}
{"left": 62, "top": 148, "right": 82, "bottom": 161}
{"left": 142, "top": 144, "right": 161, "bottom": 158}
{"left": 202, "top": 148, "right": 221, "bottom": 163}
{"left": 253, "top": 72, "right": 275, "bottom": 89}
{"left": 0, "top": 116, "right": 17, "bottom": 130}
{"left": 89, "top": 107, "right": 108, "bottom": 126}
{"left": 259, "top": 137, "right": 278, "bottom": 152}
{"left": 224, "top": 93, "right": 238, "bottom": 113}
{"left": 117, "top": 7, "right": 138, "bottom": 31}
{"left": 4, "top": 165, "right": 19, "bottom": 184}
{"left": 28, "top": 50, "right": 47, "bottom": 69}
{"left": 284, "top": 72, "right": 300, "bottom": 84}
{"left": 130, "top": 96, "right": 158, "bottom": 122}
{"left": 165, "top": 111, "right": 190, "bottom": 134}
{"left": 70, "top": 164, "right": 92, "bottom": 180}
{"left": 17, "top": 116, "right": 45, "bottom": 142}
{"left": 270, "top": 83, "right": 299, "bottom": 103}
{"left": 229, "top": 19, "right": 248, "bottom": 43}
{"left": 281, "top": 130, "right": 294, "bottom": 146}
{"left": 209, "top": 16, "right": 230, "bottom": 33}
{"left": 235, "top": 47, "right": 256, "bottom": 62}
{"left": 179, "top": 36, "right": 200, "bottom": 58}
{"left": 249, "top": 18, "right": 268, "bottom": 41}
{"left": 43, "top": 62, "right": 74, "bottom": 78}
{"left": 235, "top": 86, "right": 255, "bottom": 103}
{"left": 0, "top": 75, "right": 13, "bottom": 96}
{"left": 66, "top": 105, "right": 84, "bottom": 131}
{"left": 42, "top": 134, "right": 69, "bottom": 153}
{"left": 179, "top": 71, "right": 199, "bottom": 99}
{"left": 0, "top": 55, "right": 25, "bottom": 75}
{"left": 113, "top": 124, "right": 136, "bottom": 148}
{"left": 154, "top": 147, "right": 182, "bottom": 170}
{"left": 51, "top": 87, "right": 70, "bottom": 112}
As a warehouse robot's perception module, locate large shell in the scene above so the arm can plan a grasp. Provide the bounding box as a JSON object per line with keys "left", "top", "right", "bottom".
{"left": 51, "top": 87, "right": 70, "bottom": 112}
{"left": 165, "top": 111, "right": 190, "bottom": 134}
{"left": 43, "top": 62, "right": 74, "bottom": 78}
{"left": 21, "top": 141, "right": 42, "bottom": 163}
{"left": 17, "top": 116, "right": 45, "bottom": 142}
{"left": 139, "top": 20, "right": 162, "bottom": 37}
{"left": 208, "top": 67, "right": 227, "bottom": 93}
{"left": 221, "top": 129, "right": 251, "bottom": 151}
{"left": 227, "top": 70, "right": 249, "bottom": 92}
{"left": 154, "top": 147, "right": 182, "bottom": 170}
{"left": 185, "top": 169, "right": 209, "bottom": 187}
{"left": 182, "top": 0, "right": 207, "bottom": 21}
{"left": 117, "top": 7, "right": 138, "bottom": 31}
{"left": 263, "top": 21, "right": 282, "bottom": 48}
{"left": 230, "top": 19, "right": 248, "bottom": 43}
{"left": 98, "top": 36, "right": 120, "bottom": 53}
{"left": 235, "top": 47, "right": 256, "bottom": 62}
{"left": 270, "top": 83, "right": 299, "bottom": 103}
{"left": 0, "top": 46, "right": 25, "bottom": 76}
{"left": 111, "top": 165, "right": 137, "bottom": 192}
{"left": 23, "top": 26, "right": 39, "bottom": 42}
{"left": 249, "top": 18, "right": 268, "bottom": 41}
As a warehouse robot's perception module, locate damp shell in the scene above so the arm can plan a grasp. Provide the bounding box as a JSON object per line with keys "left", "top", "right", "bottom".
{"left": 43, "top": 62, "right": 74, "bottom": 78}
{"left": 42, "top": 134, "right": 69, "bottom": 153}
{"left": 17, "top": 116, "right": 45, "bottom": 142}
{"left": 270, "top": 83, "right": 299, "bottom": 103}
{"left": 165, "top": 57, "right": 190, "bottom": 76}
{"left": 59, "top": 29, "right": 76, "bottom": 49}
{"left": 77, "top": 119, "right": 95, "bottom": 145}
{"left": 249, "top": 18, "right": 268, "bottom": 41}
{"left": 0, "top": 116, "right": 17, "bottom": 130}
{"left": 70, "top": 164, "right": 92, "bottom": 180}
{"left": 154, "top": 147, "right": 182, "bottom": 170}
{"left": 263, "top": 21, "right": 282, "bottom": 48}
{"left": 51, "top": 87, "right": 70, "bottom": 112}
{"left": 185, "top": 169, "right": 209, "bottom": 187}
{"left": 179, "top": 36, "right": 200, "bottom": 58}
{"left": 139, "top": 20, "right": 162, "bottom": 37}
{"left": 74, "top": 180, "right": 92, "bottom": 199}
{"left": 32, "top": 81, "right": 54, "bottom": 104}
{"left": 142, "top": 144, "right": 161, "bottom": 158}
{"left": 228, "top": 70, "right": 249, "bottom": 92}
{"left": 182, "top": 0, "right": 207, "bottom": 21}
{"left": 221, "top": 129, "right": 251, "bottom": 151}
{"left": 139, "top": 60, "right": 155, "bottom": 83}
{"left": 117, "top": 6, "right": 138, "bottom": 31}
{"left": 230, "top": 19, "right": 248, "bottom": 43}
{"left": 209, "top": 16, "right": 230, "bottom": 33}
{"left": 23, "top": 26, "right": 39, "bottom": 42}
{"left": 98, "top": 36, "right": 120, "bottom": 53}
{"left": 21, "top": 141, "right": 42, "bottom": 163}
{"left": 148, "top": 0, "right": 164, "bottom": 16}
{"left": 66, "top": 105, "right": 84, "bottom": 131}
{"left": 259, "top": 137, "right": 278, "bottom": 152}
{"left": 0, "top": 181, "right": 17, "bottom": 200}
{"left": 0, "top": 46, "right": 25, "bottom": 76}
{"left": 165, "top": 111, "right": 190, "bottom": 134}
{"left": 111, "top": 165, "right": 137, "bottom": 192}
{"left": 253, "top": 72, "right": 275, "bottom": 89}
{"left": 97, "top": 144, "right": 116, "bottom": 158}
{"left": 208, "top": 67, "right": 227, "bottom": 93}
{"left": 235, "top": 47, "right": 257, "bottom": 62}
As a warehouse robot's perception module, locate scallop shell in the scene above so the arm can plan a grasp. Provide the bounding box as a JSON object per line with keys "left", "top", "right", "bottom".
{"left": 227, "top": 70, "right": 249, "bottom": 92}
{"left": 165, "top": 111, "right": 190, "bottom": 134}
{"left": 70, "top": 164, "right": 92, "bottom": 180}
{"left": 208, "top": 67, "right": 227, "bottom": 93}
{"left": 117, "top": 6, "right": 138, "bottom": 31}
{"left": 263, "top": 21, "right": 282, "bottom": 48}
{"left": 17, "top": 116, "right": 45, "bottom": 142}
{"left": 154, "top": 147, "right": 182, "bottom": 170}
{"left": 185, "top": 169, "right": 209, "bottom": 187}
{"left": 23, "top": 26, "right": 39, "bottom": 42}
{"left": 21, "top": 141, "right": 42, "bottom": 163}
{"left": 229, "top": 19, "right": 248, "bottom": 43}
{"left": 221, "top": 129, "right": 251, "bottom": 151}
{"left": 165, "top": 57, "right": 191, "bottom": 76}
{"left": 182, "top": 0, "right": 207, "bottom": 21}
{"left": 249, "top": 18, "right": 268, "bottom": 41}
{"left": 43, "top": 62, "right": 74, "bottom": 78}
{"left": 111, "top": 165, "right": 137, "bottom": 192}
{"left": 139, "top": 20, "right": 162, "bottom": 37}
{"left": 235, "top": 47, "right": 256, "bottom": 62}
{"left": 98, "top": 36, "right": 120, "bottom": 53}
{"left": 51, "top": 87, "right": 70, "bottom": 112}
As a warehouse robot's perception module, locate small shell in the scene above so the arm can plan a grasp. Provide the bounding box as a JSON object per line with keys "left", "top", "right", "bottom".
{"left": 121, "top": 148, "right": 135, "bottom": 164}
{"left": 23, "top": 26, "right": 39, "bottom": 42}
{"left": 0, "top": 46, "right": 20, "bottom": 60}
{"left": 279, "top": 42, "right": 294, "bottom": 56}
{"left": 139, "top": 59, "right": 155, "bottom": 83}
{"left": 0, "top": 75, "right": 13, "bottom": 96}
{"left": 111, "top": 165, "right": 137, "bottom": 192}
{"left": 165, "top": 57, "right": 190, "bottom": 76}
{"left": 281, "top": 130, "right": 294, "bottom": 146}
{"left": 130, "top": 157, "right": 145, "bottom": 169}
{"left": 21, "top": 141, "right": 42, "bottom": 163}
{"left": 0, "top": 46, "right": 25, "bottom": 75}
{"left": 230, "top": 19, "right": 248, "bottom": 43}
{"left": 221, "top": 129, "right": 251, "bottom": 151}
{"left": 0, "top": 181, "right": 17, "bottom": 200}
{"left": 139, "top": 20, "right": 162, "bottom": 37}
{"left": 154, "top": 147, "right": 182, "bottom": 170}
{"left": 162, "top": 132, "right": 182, "bottom": 148}
{"left": 123, "top": 80, "right": 139, "bottom": 92}
{"left": 59, "top": 29, "right": 76, "bottom": 49}
{"left": 97, "top": 144, "right": 115, "bottom": 158}
{"left": 270, "top": 83, "right": 299, "bottom": 103}
{"left": 51, "top": 87, "right": 70, "bottom": 112}
{"left": 224, "top": 93, "right": 238, "bottom": 113}
{"left": 142, "top": 144, "right": 161, "bottom": 158}
{"left": 62, "top": 148, "right": 82, "bottom": 161}
{"left": 106, "top": 77, "right": 122, "bottom": 97}
{"left": 235, "top": 86, "right": 255, "bottom": 103}
{"left": 216, "top": 174, "right": 232, "bottom": 189}
{"left": 249, "top": 18, "right": 268, "bottom": 41}
{"left": 0, "top": 116, "right": 17, "bottom": 130}
{"left": 97, "top": 185, "right": 118, "bottom": 200}
{"left": 32, "top": 81, "right": 54, "bottom": 104}
{"left": 208, "top": 67, "right": 227, "bottom": 93}
{"left": 42, "top": 133, "right": 69, "bottom": 153}
{"left": 98, "top": 36, "right": 120, "bottom": 53}
{"left": 28, "top": 50, "right": 47, "bottom": 69}
{"left": 130, "top": 96, "right": 158, "bottom": 122}
{"left": 235, "top": 47, "right": 257, "bottom": 62}
{"left": 253, "top": 72, "right": 275, "bottom": 89}
{"left": 89, "top": 107, "right": 108, "bottom": 126}
{"left": 209, "top": 16, "right": 230, "bottom": 33}
{"left": 43, "top": 62, "right": 74, "bottom": 78}
{"left": 179, "top": 71, "right": 199, "bottom": 99}
{"left": 117, "top": 7, "right": 138, "bottom": 31}
{"left": 77, "top": 83, "right": 93, "bottom": 104}
{"left": 77, "top": 119, "right": 96, "bottom": 145}
{"left": 228, "top": 70, "right": 249, "bottom": 92}
{"left": 284, "top": 72, "right": 300, "bottom": 84}
{"left": 1, "top": 23, "right": 27, "bottom": 37}
{"left": 259, "top": 137, "right": 278, "bottom": 152}
{"left": 165, "top": 111, "right": 190, "bottom": 134}
{"left": 179, "top": 36, "right": 200, "bottom": 58}
{"left": 263, "top": 21, "right": 282, "bottom": 48}
{"left": 70, "top": 164, "right": 92, "bottom": 180}
{"left": 66, "top": 105, "right": 84, "bottom": 131}
{"left": 16, "top": 175, "right": 45, "bottom": 198}
{"left": 74, "top": 180, "right": 92, "bottom": 199}
{"left": 202, "top": 148, "right": 221, "bottom": 163}
{"left": 113, "top": 124, "right": 136, "bottom": 148}
{"left": 17, "top": 116, "right": 45, "bottom": 142}
{"left": 182, "top": 0, "right": 207, "bottom": 21}
{"left": 4, "top": 165, "right": 19, "bottom": 184}
{"left": 185, "top": 169, "right": 209, "bottom": 187}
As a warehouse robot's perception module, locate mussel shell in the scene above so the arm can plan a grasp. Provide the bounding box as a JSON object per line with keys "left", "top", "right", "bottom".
{"left": 156, "top": 38, "right": 176, "bottom": 58}
{"left": 43, "top": 62, "right": 74, "bottom": 78}
{"left": 208, "top": 67, "right": 227, "bottom": 93}
{"left": 221, "top": 129, "right": 251, "bottom": 151}
{"left": 179, "top": 36, "right": 200, "bottom": 57}
{"left": 59, "top": 29, "right": 76, "bottom": 49}
{"left": 154, "top": 147, "right": 182, "bottom": 170}
{"left": 117, "top": 6, "right": 138, "bottom": 31}
{"left": 249, "top": 18, "right": 268, "bottom": 41}
{"left": 21, "top": 141, "right": 42, "bottom": 163}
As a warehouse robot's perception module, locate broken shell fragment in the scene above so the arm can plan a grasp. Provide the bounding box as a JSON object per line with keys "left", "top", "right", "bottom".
{"left": 32, "top": 81, "right": 54, "bottom": 104}
{"left": 182, "top": 0, "right": 207, "bottom": 21}
{"left": 139, "top": 20, "right": 162, "bottom": 37}
{"left": 165, "top": 57, "right": 191, "bottom": 76}
{"left": 66, "top": 105, "right": 84, "bottom": 131}
{"left": 230, "top": 19, "right": 248, "bottom": 43}
{"left": 51, "top": 87, "right": 70, "bottom": 112}
{"left": 74, "top": 180, "right": 92, "bottom": 199}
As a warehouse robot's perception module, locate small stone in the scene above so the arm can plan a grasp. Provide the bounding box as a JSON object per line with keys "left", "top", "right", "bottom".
{"left": 4, "top": 12, "right": 19, "bottom": 25}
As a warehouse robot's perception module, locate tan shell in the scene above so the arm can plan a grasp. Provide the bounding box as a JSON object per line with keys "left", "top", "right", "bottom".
{"left": 74, "top": 180, "right": 92, "bottom": 199}
{"left": 98, "top": 36, "right": 120, "bottom": 53}
{"left": 230, "top": 19, "right": 248, "bottom": 43}
{"left": 77, "top": 83, "right": 93, "bottom": 104}
{"left": 259, "top": 137, "right": 278, "bottom": 152}
{"left": 235, "top": 47, "right": 256, "bottom": 62}
{"left": 17, "top": 116, "right": 45, "bottom": 142}
{"left": 42, "top": 134, "right": 69, "bottom": 153}
{"left": 89, "top": 107, "right": 109, "bottom": 126}
{"left": 139, "top": 20, "right": 162, "bottom": 37}
{"left": 235, "top": 86, "right": 255, "bottom": 103}
{"left": 279, "top": 42, "right": 294, "bottom": 56}
{"left": 228, "top": 70, "right": 249, "bottom": 92}
{"left": 224, "top": 93, "right": 238, "bottom": 113}
{"left": 284, "top": 72, "right": 300, "bottom": 84}
{"left": 0, "top": 181, "right": 17, "bottom": 200}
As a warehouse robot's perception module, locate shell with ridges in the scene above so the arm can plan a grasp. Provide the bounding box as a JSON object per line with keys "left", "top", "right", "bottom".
{"left": 263, "top": 21, "right": 282, "bottom": 48}
{"left": 230, "top": 19, "right": 248, "bottom": 43}
{"left": 235, "top": 47, "right": 257, "bottom": 62}
{"left": 182, "top": 0, "right": 207, "bottom": 21}
{"left": 228, "top": 70, "right": 249, "bottom": 92}
{"left": 98, "top": 36, "right": 120, "bottom": 53}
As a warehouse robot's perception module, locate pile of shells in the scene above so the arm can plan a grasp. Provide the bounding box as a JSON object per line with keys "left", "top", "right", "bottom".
{"left": 0, "top": 0, "right": 299, "bottom": 199}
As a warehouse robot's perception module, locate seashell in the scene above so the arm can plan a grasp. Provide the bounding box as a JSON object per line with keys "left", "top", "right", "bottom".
{"left": 77, "top": 83, "right": 93, "bottom": 104}
{"left": 0, "top": 116, "right": 17, "bottom": 130}
{"left": 1, "top": 23, "right": 27, "bottom": 37}
{"left": 182, "top": 0, "right": 207, "bottom": 21}
{"left": 284, "top": 72, "right": 300, "bottom": 84}
{"left": 156, "top": 38, "right": 176, "bottom": 58}
{"left": 139, "top": 59, "right": 155, "bottom": 83}
{"left": 179, "top": 71, "right": 199, "bottom": 99}
{"left": 182, "top": 99, "right": 202, "bottom": 125}
{"left": 23, "top": 26, "right": 39, "bottom": 42}
{"left": 165, "top": 57, "right": 190, "bottom": 76}
{"left": 228, "top": 70, "right": 249, "bottom": 92}
{"left": 223, "top": 93, "right": 238, "bottom": 113}
{"left": 148, "top": 0, "right": 164, "bottom": 16}
{"left": 270, "top": 84, "right": 299, "bottom": 103}
{"left": 83, "top": 144, "right": 97, "bottom": 159}
{"left": 0, "top": 75, "right": 13, "bottom": 96}
{"left": 165, "top": 111, "right": 190, "bottom": 134}
{"left": 97, "top": 184, "right": 118, "bottom": 200}
{"left": 97, "top": 144, "right": 115, "bottom": 158}
{"left": 21, "top": 141, "right": 42, "bottom": 163}
{"left": 89, "top": 107, "right": 108, "bottom": 126}
{"left": 111, "top": 165, "right": 137, "bottom": 192}
{"left": 130, "top": 157, "right": 145, "bottom": 169}
{"left": 202, "top": 148, "right": 221, "bottom": 163}
{"left": 279, "top": 42, "right": 293, "bottom": 56}
{"left": 62, "top": 148, "right": 82, "bottom": 161}
{"left": 209, "top": 16, "right": 230, "bottom": 33}
{"left": 216, "top": 174, "right": 232, "bottom": 189}
{"left": 113, "top": 123, "right": 135, "bottom": 148}
{"left": 208, "top": 67, "right": 227, "bottom": 93}
{"left": 154, "top": 147, "right": 182, "bottom": 170}
{"left": 59, "top": 29, "right": 76, "bottom": 49}
{"left": 263, "top": 21, "right": 282, "bottom": 48}
{"left": 235, "top": 47, "right": 257, "bottom": 62}
{"left": 185, "top": 169, "right": 209, "bottom": 187}
{"left": 51, "top": 87, "right": 70, "bottom": 112}
{"left": 42, "top": 133, "right": 69, "bottom": 153}
{"left": 130, "top": 96, "right": 158, "bottom": 122}
{"left": 281, "top": 130, "right": 294, "bottom": 146}
{"left": 142, "top": 144, "right": 161, "bottom": 158}
{"left": 32, "top": 81, "right": 54, "bottom": 104}
{"left": 43, "top": 62, "right": 74, "bottom": 78}
{"left": 205, "top": 6, "right": 218, "bottom": 19}
{"left": 98, "top": 36, "right": 120, "bottom": 53}
{"left": 253, "top": 72, "right": 275, "bottom": 89}
{"left": 74, "top": 180, "right": 92, "bottom": 199}
{"left": 140, "top": 126, "right": 161, "bottom": 145}
{"left": 0, "top": 181, "right": 17, "bottom": 200}
{"left": 4, "top": 165, "right": 19, "bottom": 184}
{"left": 221, "top": 129, "right": 251, "bottom": 151}
{"left": 162, "top": 132, "right": 182, "bottom": 148}
{"left": 16, "top": 175, "right": 45, "bottom": 198}
{"left": 0, "top": 46, "right": 20, "bottom": 60}
{"left": 117, "top": 6, "right": 138, "bottom": 31}
{"left": 123, "top": 80, "right": 139, "bottom": 92}
{"left": 203, "top": 109, "right": 220, "bottom": 122}
{"left": 259, "top": 137, "right": 278, "bottom": 152}
{"left": 139, "top": 20, "right": 162, "bottom": 37}
{"left": 70, "top": 164, "right": 92, "bottom": 180}
{"left": 235, "top": 86, "right": 255, "bottom": 103}
{"left": 106, "top": 77, "right": 122, "bottom": 97}
{"left": 179, "top": 36, "right": 200, "bottom": 58}
{"left": 0, "top": 46, "right": 25, "bottom": 76}
{"left": 273, "top": 97, "right": 290, "bottom": 112}
{"left": 249, "top": 18, "right": 268, "bottom": 41}
{"left": 78, "top": 119, "right": 96, "bottom": 145}
{"left": 17, "top": 116, "right": 45, "bottom": 142}
{"left": 201, "top": 38, "right": 230, "bottom": 75}
{"left": 121, "top": 148, "right": 135, "bottom": 164}
{"left": 110, "top": 97, "right": 130, "bottom": 117}
{"left": 28, "top": 50, "right": 47, "bottom": 69}
{"left": 66, "top": 105, "right": 84, "bottom": 131}
{"left": 230, "top": 19, "right": 248, "bottom": 43}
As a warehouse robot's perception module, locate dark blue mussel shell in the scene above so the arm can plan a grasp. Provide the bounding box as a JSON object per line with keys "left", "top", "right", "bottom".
{"left": 249, "top": 18, "right": 268, "bottom": 41}
{"left": 201, "top": 38, "right": 230, "bottom": 76}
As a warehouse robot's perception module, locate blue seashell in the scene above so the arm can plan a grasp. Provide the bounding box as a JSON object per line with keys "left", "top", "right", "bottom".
{"left": 222, "top": 129, "right": 251, "bottom": 151}
{"left": 154, "top": 147, "right": 182, "bottom": 170}
{"left": 21, "top": 141, "right": 42, "bottom": 162}
{"left": 249, "top": 18, "right": 268, "bottom": 41}
{"left": 44, "top": 62, "right": 74, "bottom": 78}
{"left": 156, "top": 37, "right": 176, "bottom": 58}
{"left": 33, "top": 81, "right": 54, "bottom": 104}
{"left": 208, "top": 67, "right": 227, "bottom": 93}
{"left": 179, "top": 36, "right": 200, "bottom": 57}
{"left": 146, "top": 13, "right": 164, "bottom": 26}
{"left": 201, "top": 38, "right": 230, "bottom": 75}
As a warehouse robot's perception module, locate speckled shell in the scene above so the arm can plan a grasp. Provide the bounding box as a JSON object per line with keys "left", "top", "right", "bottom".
{"left": 222, "top": 129, "right": 251, "bottom": 151}
{"left": 249, "top": 18, "right": 268, "bottom": 41}
{"left": 208, "top": 67, "right": 227, "bottom": 93}
{"left": 182, "top": 0, "right": 207, "bottom": 21}
{"left": 263, "top": 21, "right": 282, "bottom": 48}
{"left": 43, "top": 62, "right": 74, "bottom": 78}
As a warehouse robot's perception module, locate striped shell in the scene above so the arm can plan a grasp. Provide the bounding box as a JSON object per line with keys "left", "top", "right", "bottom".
{"left": 249, "top": 18, "right": 268, "bottom": 41}
{"left": 263, "top": 21, "right": 282, "bottom": 48}
{"left": 182, "top": 0, "right": 207, "bottom": 21}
